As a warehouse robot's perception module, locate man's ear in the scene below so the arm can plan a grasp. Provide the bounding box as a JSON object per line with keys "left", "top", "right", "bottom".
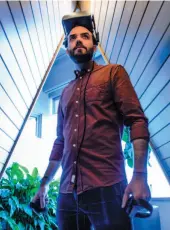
{"left": 66, "top": 49, "right": 69, "bottom": 55}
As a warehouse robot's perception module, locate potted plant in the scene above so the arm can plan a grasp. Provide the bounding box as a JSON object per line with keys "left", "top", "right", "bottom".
{"left": 0, "top": 162, "right": 59, "bottom": 230}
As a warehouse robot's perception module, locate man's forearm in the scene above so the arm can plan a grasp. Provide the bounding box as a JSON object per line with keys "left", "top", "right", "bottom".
{"left": 40, "top": 160, "right": 61, "bottom": 187}
{"left": 132, "top": 138, "right": 149, "bottom": 178}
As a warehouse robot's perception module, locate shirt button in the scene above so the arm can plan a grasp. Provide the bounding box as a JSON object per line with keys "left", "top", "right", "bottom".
{"left": 74, "top": 129, "right": 77, "bottom": 132}
{"left": 75, "top": 114, "right": 79, "bottom": 117}
{"left": 74, "top": 161, "right": 77, "bottom": 164}
{"left": 76, "top": 101, "right": 79, "bottom": 103}
{"left": 80, "top": 77, "right": 82, "bottom": 79}
{"left": 77, "top": 88, "right": 80, "bottom": 90}
{"left": 73, "top": 144, "right": 76, "bottom": 147}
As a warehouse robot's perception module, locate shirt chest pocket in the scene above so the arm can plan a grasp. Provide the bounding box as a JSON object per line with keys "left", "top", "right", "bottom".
{"left": 85, "top": 82, "right": 110, "bottom": 103}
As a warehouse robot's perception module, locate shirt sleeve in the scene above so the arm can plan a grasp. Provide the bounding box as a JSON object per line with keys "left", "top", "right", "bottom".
{"left": 111, "top": 64, "right": 150, "bottom": 142}
{"left": 49, "top": 96, "right": 64, "bottom": 161}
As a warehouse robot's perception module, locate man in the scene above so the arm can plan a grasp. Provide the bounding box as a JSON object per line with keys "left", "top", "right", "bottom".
{"left": 32, "top": 12, "right": 151, "bottom": 230}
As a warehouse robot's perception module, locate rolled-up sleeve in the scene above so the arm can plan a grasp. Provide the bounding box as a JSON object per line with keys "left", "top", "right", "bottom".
{"left": 112, "top": 65, "right": 150, "bottom": 142}
{"left": 49, "top": 97, "right": 64, "bottom": 161}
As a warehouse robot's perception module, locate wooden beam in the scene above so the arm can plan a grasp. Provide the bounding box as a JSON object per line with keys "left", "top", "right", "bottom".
{"left": 77, "top": 1, "right": 91, "bottom": 12}
{"left": 98, "top": 43, "right": 110, "bottom": 64}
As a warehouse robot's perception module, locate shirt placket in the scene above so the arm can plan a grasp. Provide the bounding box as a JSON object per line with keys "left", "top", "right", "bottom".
{"left": 70, "top": 74, "right": 84, "bottom": 189}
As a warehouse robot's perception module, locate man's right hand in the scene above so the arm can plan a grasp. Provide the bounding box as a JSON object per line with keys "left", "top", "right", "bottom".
{"left": 31, "top": 185, "right": 49, "bottom": 209}
{"left": 31, "top": 160, "right": 61, "bottom": 209}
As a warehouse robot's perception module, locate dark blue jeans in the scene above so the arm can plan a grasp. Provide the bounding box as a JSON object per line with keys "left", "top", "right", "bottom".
{"left": 56, "top": 180, "right": 132, "bottom": 230}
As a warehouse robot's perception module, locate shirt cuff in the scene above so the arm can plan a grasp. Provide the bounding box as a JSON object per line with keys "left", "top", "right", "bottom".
{"left": 130, "top": 124, "right": 150, "bottom": 142}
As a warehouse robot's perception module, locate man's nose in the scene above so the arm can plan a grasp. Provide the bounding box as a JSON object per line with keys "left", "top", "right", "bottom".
{"left": 76, "top": 40, "right": 83, "bottom": 45}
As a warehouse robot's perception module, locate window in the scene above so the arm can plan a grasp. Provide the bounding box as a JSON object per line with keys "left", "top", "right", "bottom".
{"left": 25, "top": 115, "right": 42, "bottom": 138}
{"left": 52, "top": 98, "right": 60, "bottom": 114}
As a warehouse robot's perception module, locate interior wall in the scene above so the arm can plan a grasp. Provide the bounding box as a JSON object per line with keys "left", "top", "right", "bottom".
{"left": 32, "top": 91, "right": 50, "bottom": 116}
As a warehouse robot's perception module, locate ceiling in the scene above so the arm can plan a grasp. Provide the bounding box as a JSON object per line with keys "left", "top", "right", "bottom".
{"left": 0, "top": 1, "right": 170, "bottom": 183}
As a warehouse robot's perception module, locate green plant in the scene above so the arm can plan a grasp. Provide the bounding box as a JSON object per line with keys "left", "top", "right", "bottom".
{"left": 0, "top": 162, "right": 60, "bottom": 230}
{"left": 122, "top": 127, "right": 151, "bottom": 168}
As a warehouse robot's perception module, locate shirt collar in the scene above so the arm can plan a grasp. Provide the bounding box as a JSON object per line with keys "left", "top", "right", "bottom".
{"left": 74, "top": 61, "right": 100, "bottom": 79}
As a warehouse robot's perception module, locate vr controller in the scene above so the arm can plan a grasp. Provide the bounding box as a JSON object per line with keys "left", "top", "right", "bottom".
{"left": 124, "top": 196, "right": 153, "bottom": 218}
{"left": 30, "top": 198, "right": 47, "bottom": 213}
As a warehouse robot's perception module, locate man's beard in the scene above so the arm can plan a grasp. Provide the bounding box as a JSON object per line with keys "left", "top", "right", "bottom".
{"left": 68, "top": 47, "right": 94, "bottom": 64}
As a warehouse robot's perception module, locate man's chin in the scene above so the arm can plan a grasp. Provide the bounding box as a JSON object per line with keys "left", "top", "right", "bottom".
{"left": 68, "top": 49, "right": 94, "bottom": 64}
{"left": 71, "top": 54, "right": 87, "bottom": 63}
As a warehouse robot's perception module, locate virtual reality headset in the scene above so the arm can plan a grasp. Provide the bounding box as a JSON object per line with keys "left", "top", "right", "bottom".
{"left": 62, "top": 12, "right": 99, "bottom": 47}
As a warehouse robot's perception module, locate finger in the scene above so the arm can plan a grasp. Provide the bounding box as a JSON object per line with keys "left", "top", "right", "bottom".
{"left": 138, "top": 191, "right": 151, "bottom": 201}
{"left": 40, "top": 195, "right": 45, "bottom": 209}
{"left": 134, "top": 195, "right": 141, "bottom": 201}
{"left": 121, "top": 192, "right": 129, "bottom": 208}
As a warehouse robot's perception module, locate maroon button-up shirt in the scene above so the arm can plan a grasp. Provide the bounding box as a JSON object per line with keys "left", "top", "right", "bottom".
{"left": 49, "top": 62, "right": 150, "bottom": 195}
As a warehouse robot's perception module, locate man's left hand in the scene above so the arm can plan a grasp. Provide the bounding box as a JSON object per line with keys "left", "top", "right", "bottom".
{"left": 121, "top": 176, "right": 151, "bottom": 208}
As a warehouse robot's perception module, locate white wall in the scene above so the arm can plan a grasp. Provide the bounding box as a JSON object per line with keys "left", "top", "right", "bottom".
{"left": 8, "top": 114, "right": 62, "bottom": 178}
{"left": 32, "top": 91, "right": 50, "bottom": 116}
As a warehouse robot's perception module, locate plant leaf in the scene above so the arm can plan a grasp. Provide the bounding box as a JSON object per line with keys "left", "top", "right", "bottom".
{"left": 48, "top": 216, "right": 58, "bottom": 229}
{"left": 127, "top": 158, "right": 133, "bottom": 168}
{"left": 123, "top": 142, "right": 133, "bottom": 159}
{"left": 12, "top": 196, "right": 20, "bottom": 209}
{"left": 32, "top": 168, "right": 38, "bottom": 178}
{"left": 18, "top": 164, "right": 29, "bottom": 175}
{"left": 28, "top": 225, "right": 34, "bottom": 230}
{"left": 38, "top": 219, "right": 45, "bottom": 230}
{"left": 9, "top": 197, "right": 17, "bottom": 217}
{"left": 0, "top": 210, "right": 8, "bottom": 219}
{"left": 122, "top": 127, "right": 130, "bottom": 142}
{"left": 20, "top": 204, "right": 32, "bottom": 217}
{"left": 0, "top": 178, "right": 9, "bottom": 186}
{"left": 5, "top": 167, "right": 12, "bottom": 180}
{"left": 0, "top": 188, "right": 11, "bottom": 198}
{"left": 15, "top": 182, "right": 27, "bottom": 190}
{"left": 18, "top": 222, "right": 25, "bottom": 230}
{"left": 0, "top": 211, "right": 17, "bottom": 229}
